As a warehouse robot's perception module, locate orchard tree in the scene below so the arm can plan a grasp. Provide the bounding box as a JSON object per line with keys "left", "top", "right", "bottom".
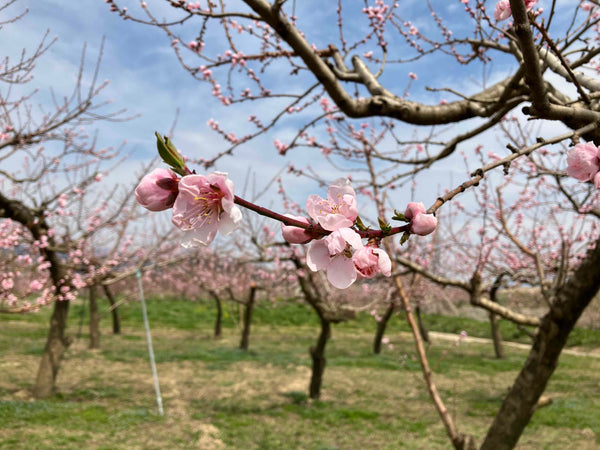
{"left": 113, "top": 0, "right": 600, "bottom": 448}
{"left": 0, "top": 0, "right": 139, "bottom": 397}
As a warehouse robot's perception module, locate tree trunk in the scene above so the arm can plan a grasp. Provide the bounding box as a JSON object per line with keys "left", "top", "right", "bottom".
{"left": 33, "top": 300, "right": 71, "bottom": 398}
{"left": 373, "top": 302, "right": 395, "bottom": 354}
{"left": 309, "top": 316, "right": 331, "bottom": 400}
{"left": 481, "top": 239, "right": 600, "bottom": 449}
{"left": 102, "top": 284, "right": 121, "bottom": 335}
{"left": 209, "top": 290, "right": 223, "bottom": 338}
{"left": 489, "top": 312, "right": 504, "bottom": 359}
{"left": 89, "top": 285, "right": 100, "bottom": 349}
{"left": 239, "top": 285, "right": 257, "bottom": 351}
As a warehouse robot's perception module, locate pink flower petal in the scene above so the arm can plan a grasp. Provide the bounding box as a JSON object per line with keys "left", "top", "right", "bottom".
{"left": 327, "top": 255, "right": 357, "bottom": 289}
{"left": 306, "top": 239, "right": 330, "bottom": 271}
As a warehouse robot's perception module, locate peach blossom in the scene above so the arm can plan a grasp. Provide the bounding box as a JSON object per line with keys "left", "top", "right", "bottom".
{"left": 566, "top": 142, "right": 600, "bottom": 182}
{"left": 172, "top": 172, "right": 242, "bottom": 246}
{"left": 306, "top": 178, "right": 358, "bottom": 231}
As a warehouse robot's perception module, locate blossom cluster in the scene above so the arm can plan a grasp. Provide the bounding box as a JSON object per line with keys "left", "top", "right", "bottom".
{"left": 565, "top": 142, "right": 600, "bottom": 189}
{"left": 494, "top": 0, "right": 538, "bottom": 21}
{"left": 136, "top": 153, "right": 437, "bottom": 289}
{"left": 281, "top": 179, "right": 438, "bottom": 289}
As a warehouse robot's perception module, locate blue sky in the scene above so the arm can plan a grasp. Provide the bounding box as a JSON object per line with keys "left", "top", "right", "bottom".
{"left": 1, "top": 0, "right": 582, "bottom": 226}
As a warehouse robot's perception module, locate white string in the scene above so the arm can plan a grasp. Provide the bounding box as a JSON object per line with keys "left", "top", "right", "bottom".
{"left": 136, "top": 269, "right": 164, "bottom": 416}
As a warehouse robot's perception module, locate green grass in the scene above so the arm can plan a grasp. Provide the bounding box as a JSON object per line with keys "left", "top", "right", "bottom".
{"left": 6, "top": 296, "right": 598, "bottom": 349}
{"left": 0, "top": 296, "right": 599, "bottom": 448}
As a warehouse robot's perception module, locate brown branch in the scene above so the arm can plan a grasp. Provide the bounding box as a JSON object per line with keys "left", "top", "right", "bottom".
{"left": 509, "top": 0, "right": 549, "bottom": 114}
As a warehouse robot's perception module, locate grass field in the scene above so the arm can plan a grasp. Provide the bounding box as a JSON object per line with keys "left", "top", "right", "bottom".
{"left": 1, "top": 297, "right": 599, "bottom": 449}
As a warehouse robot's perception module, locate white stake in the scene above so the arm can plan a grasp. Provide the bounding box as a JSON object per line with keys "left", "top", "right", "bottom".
{"left": 136, "top": 269, "right": 164, "bottom": 416}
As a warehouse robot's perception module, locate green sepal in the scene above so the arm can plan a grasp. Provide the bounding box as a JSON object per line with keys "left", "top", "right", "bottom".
{"left": 378, "top": 217, "right": 392, "bottom": 232}
{"left": 155, "top": 132, "right": 186, "bottom": 176}
{"left": 355, "top": 215, "right": 368, "bottom": 231}
{"left": 399, "top": 231, "right": 410, "bottom": 245}
{"left": 391, "top": 209, "right": 408, "bottom": 222}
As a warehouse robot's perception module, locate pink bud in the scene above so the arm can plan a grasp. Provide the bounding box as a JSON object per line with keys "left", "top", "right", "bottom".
{"left": 281, "top": 215, "right": 315, "bottom": 244}
{"left": 494, "top": 0, "right": 511, "bottom": 20}
{"left": 404, "top": 202, "right": 426, "bottom": 220}
{"left": 135, "top": 168, "right": 180, "bottom": 211}
{"left": 410, "top": 213, "right": 438, "bottom": 236}
{"left": 353, "top": 246, "right": 391, "bottom": 279}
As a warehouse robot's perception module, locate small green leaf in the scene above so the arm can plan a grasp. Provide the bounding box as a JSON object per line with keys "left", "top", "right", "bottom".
{"left": 391, "top": 210, "right": 408, "bottom": 222}
{"left": 378, "top": 217, "right": 391, "bottom": 232}
{"left": 165, "top": 136, "right": 186, "bottom": 166}
{"left": 399, "top": 232, "right": 410, "bottom": 245}
{"left": 355, "top": 215, "right": 368, "bottom": 231}
{"left": 155, "top": 132, "right": 186, "bottom": 176}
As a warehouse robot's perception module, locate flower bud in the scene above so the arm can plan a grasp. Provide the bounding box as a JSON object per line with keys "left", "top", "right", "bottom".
{"left": 410, "top": 213, "right": 438, "bottom": 236}
{"left": 404, "top": 202, "right": 426, "bottom": 220}
{"left": 135, "top": 168, "right": 180, "bottom": 211}
{"left": 353, "top": 246, "right": 391, "bottom": 279}
{"left": 281, "top": 215, "right": 315, "bottom": 244}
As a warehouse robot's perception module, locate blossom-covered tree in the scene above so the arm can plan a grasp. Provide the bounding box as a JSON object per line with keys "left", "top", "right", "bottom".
{"left": 0, "top": 0, "right": 144, "bottom": 396}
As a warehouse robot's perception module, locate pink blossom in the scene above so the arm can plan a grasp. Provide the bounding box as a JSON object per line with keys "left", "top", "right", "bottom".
{"left": 353, "top": 245, "right": 392, "bottom": 279}
{"left": 494, "top": 0, "right": 537, "bottom": 21}
{"left": 595, "top": 172, "right": 600, "bottom": 189}
{"left": 566, "top": 142, "right": 600, "bottom": 182}
{"left": 1, "top": 278, "right": 14, "bottom": 290}
{"left": 581, "top": 2, "right": 594, "bottom": 12}
{"left": 281, "top": 215, "right": 315, "bottom": 244}
{"left": 274, "top": 139, "right": 288, "bottom": 155}
{"left": 306, "top": 178, "right": 358, "bottom": 231}
{"left": 494, "top": 0, "right": 511, "bottom": 20}
{"left": 135, "top": 168, "right": 180, "bottom": 212}
{"left": 306, "top": 227, "right": 363, "bottom": 289}
{"left": 408, "top": 72, "right": 418, "bottom": 80}
{"left": 172, "top": 172, "right": 242, "bottom": 246}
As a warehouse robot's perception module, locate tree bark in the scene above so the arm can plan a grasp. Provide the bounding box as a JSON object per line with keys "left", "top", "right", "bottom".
{"left": 489, "top": 312, "right": 504, "bottom": 359}
{"left": 481, "top": 239, "right": 600, "bottom": 449}
{"left": 209, "top": 290, "right": 223, "bottom": 338}
{"left": 33, "top": 300, "right": 71, "bottom": 398}
{"left": 309, "top": 316, "right": 331, "bottom": 400}
{"left": 102, "top": 284, "right": 121, "bottom": 335}
{"left": 89, "top": 285, "right": 100, "bottom": 349}
{"left": 373, "top": 302, "right": 395, "bottom": 354}
{"left": 239, "top": 285, "right": 257, "bottom": 351}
